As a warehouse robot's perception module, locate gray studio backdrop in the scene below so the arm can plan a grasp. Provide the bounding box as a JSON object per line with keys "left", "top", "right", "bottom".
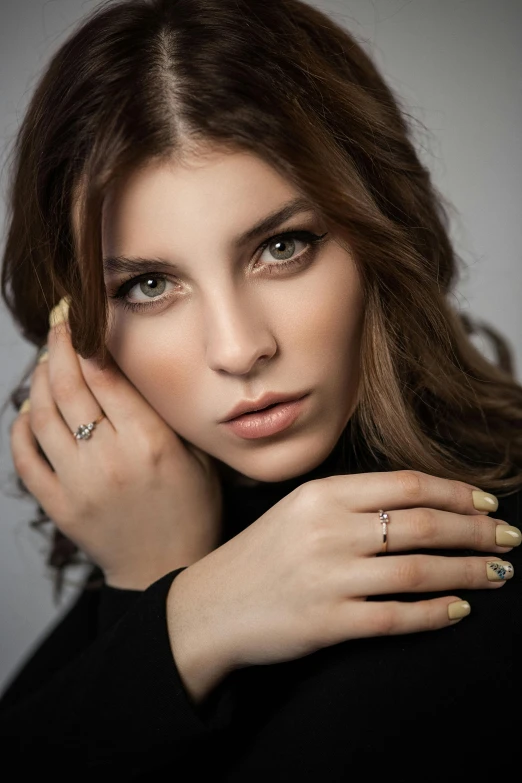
{"left": 1, "top": 0, "right": 521, "bottom": 691}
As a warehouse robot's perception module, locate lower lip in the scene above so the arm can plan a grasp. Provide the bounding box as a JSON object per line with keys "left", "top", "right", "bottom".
{"left": 223, "top": 396, "right": 308, "bottom": 439}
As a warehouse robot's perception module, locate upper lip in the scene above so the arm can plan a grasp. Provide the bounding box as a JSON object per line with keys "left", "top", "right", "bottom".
{"left": 222, "top": 392, "right": 307, "bottom": 422}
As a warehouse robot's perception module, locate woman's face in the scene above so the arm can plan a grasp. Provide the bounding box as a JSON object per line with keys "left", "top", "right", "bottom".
{"left": 100, "top": 148, "right": 364, "bottom": 483}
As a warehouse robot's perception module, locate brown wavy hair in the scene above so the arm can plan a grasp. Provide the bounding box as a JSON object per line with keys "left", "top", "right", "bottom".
{"left": 2, "top": 0, "right": 522, "bottom": 597}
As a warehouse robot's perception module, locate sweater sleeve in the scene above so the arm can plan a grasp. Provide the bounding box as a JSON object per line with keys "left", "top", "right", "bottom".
{"left": 0, "top": 566, "right": 238, "bottom": 774}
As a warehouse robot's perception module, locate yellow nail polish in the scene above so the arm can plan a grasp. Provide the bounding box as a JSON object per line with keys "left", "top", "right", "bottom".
{"left": 495, "top": 525, "right": 522, "bottom": 547}
{"left": 486, "top": 561, "right": 514, "bottom": 581}
{"left": 37, "top": 346, "right": 49, "bottom": 364}
{"left": 19, "top": 399, "right": 31, "bottom": 414}
{"left": 447, "top": 600, "right": 471, "bottom": 621}
{"left": 49, "top": 296, "right": 71, "bottom": 329}
{"left": 472, "top": 490, "right": 498, "bottom": 512}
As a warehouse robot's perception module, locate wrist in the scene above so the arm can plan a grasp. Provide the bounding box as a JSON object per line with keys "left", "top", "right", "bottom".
{"left": 103, "top": 563, "right": 191, "bottom": 591}
{"left": 165, "top": 566, "right": 235, "bottom": 705}
{"left": 102, "top": 549, "right": 218, "bottom": 591}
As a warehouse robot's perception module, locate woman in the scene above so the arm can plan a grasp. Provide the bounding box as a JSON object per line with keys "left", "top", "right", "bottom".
{"left": 0, "top": 0, "right": 521, "bottom": 778}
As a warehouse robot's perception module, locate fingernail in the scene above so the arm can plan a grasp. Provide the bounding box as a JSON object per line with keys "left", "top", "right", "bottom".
{"left": 49, "top": 296, "right": 71, "bottom": 329}
{"left": 486, "top": 561, "right": 514, "bottom": 581}
{"left": 447, "top": 600, "right": 471, "bottom": 621}
{"left": 37, "top": 346, "right": 49, "bottom": 364}
{"left": 472, "top": 490, "right": 498, "bottom": 512}
{"left": 495, "top": 525, "right": 522, "bottom": 547}
{"left": 19, "top": 399, "right": 31, "bottom": 414}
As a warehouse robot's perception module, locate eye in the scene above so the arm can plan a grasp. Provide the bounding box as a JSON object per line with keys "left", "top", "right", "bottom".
{"left": 258, "top": 234, "right": 307, "bottom": 265}
{"left": 108, "top": 228, "right": 329, "bottom": 313}
{"left": 108, "top": 273, "right": 179, "bottom": 312}
{"left": 130, "top": 277, "right": 171, "bottom": 301}
{"left": 254, "top": 230, "right": 329, "bottom": 275}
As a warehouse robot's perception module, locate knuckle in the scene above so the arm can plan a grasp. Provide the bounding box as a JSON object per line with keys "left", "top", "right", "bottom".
{"left": 463, "top": 556, "right": 478, "bottom": 586}
{"left": 410, "top": 508, "right": 438, "bottom": 542}
{"left": 447, "top": 478, "right": 466, "bottom": 509}
{"left": 67, "top": 484, "right": 97, "bottom": 521}
{"left": 306, "top": 519, "right": 331, "bottom": 555}
{"left": 395, "top": 470, "right": 424, "bottom": 501}
{"left": 371, "top": 604, "right": 398, "bottom": 636}
{"left": 298, "top": 478, "right": 327, "bottom": 506}
{"left": 297, "top": 480, "right": 334, "bottom": 533}
{"left": 468, "top": 516, "right": 489, "bottom": 549}
{"left": 423, "top": 600, "right": 441, "bottom": 631}
{"left": 394, "top": 556, "right": 423, "bottom": 590}
{"left": 101, "top": 458, "right": 128, "bottom": 489}
{"left": 134, "top": 429, "right": 170, "bottom": 468}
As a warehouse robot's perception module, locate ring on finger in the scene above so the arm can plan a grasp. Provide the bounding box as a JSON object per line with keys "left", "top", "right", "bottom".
{"left": 73, "top": 413, "right": 106, "bottom": 441}
{"left": 379, "top": 509, "right": 390, "bottom": 553}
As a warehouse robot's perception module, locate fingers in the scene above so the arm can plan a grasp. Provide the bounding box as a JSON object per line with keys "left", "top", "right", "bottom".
{"left": 76, "top": 350, "right": 164, "bottom": 433}
{"left": 336, "top": 596, "right": 472, "bottom": 640}
{"left": 46, "top": 297, "right": 164, "bottom": 438}
{"left": 349, "top": 554, "right": 514, "bottom": 597}
{"left": 25, "top": 354, "right": 81, "bottom": 474}
{"left": 46, "top": 317, "right": 111, "bottom": 439}
{"left": 323, "top": 468, "right": 498, "bottom": 519}
{"left": 10, "top": 405, "right": 65, "bottom": 519}
{"left": 11, "top": 297, "right": 112, "bottom": 477}
{"left": 360, "top": 506, "right": 521, "bottom": 557}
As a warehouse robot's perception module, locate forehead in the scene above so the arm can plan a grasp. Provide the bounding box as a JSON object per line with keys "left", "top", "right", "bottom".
{"left": 72, "top": 148, "right": 301, "bottom": 245}
{"left": 99, "top": 151, "right": 310, "bottom": 262}
{"left": 103, "top": 150, "right": 294, "bottom": 220}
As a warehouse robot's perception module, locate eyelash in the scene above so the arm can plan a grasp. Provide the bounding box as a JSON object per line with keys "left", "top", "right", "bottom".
{"left": 108, "top": 229, "right": 329, "bottom": 313}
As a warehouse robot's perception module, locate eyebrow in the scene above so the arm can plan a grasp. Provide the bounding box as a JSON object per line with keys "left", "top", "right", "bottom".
{"left": 102, "top": 196, "right": 317, "bottom": 276}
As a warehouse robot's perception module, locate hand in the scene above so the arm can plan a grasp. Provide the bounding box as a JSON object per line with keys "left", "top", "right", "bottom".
{"left": 168, "top": 470, "right": 519, "bottom": 695}
{"left": 10, "top": 306, "right": 223, "bottom": 590}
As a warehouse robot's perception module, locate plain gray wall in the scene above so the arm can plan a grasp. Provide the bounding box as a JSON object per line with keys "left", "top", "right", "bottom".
{"left": 1, "top": 0, "right": 521, "bottom": 692}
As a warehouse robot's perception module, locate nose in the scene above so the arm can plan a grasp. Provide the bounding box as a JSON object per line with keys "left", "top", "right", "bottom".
{"left": 205, "top": 290, "right": 276, "bottom": 376}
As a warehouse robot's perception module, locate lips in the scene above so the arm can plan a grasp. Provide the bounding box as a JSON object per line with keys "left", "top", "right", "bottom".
{"left": 222, "top": 392, "right": 307, "bottom": 422}
{"left": 222, "top": 395, "right": 309, "bottom": 439}
{"left": 232, "top": 401, "right": 280, "bottom": 417}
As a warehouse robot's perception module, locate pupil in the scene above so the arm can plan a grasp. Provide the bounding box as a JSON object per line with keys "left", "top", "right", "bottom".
{"left": 140, "top": 277, "right": 165, "bottom": 298}
{"left": 273, "top": 239, "right": 294, "bottom": 259}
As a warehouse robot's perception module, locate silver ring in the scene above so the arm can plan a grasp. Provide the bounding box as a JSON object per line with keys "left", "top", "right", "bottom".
{"left": 73, "top": 414, "right": 106, "bottom": 441}
{"left": 379, "top": 509, "right": 390, "bottom": 553}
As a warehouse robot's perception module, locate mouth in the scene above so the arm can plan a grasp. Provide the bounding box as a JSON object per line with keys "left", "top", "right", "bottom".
{"left": 221, "top": 395, "right": 309, "bottom": 439}
{"left": 223, "top": 392, "right": 308, "bottom": 422}
{"left": 237, "top": 401, "right": 279, "bottom": 415}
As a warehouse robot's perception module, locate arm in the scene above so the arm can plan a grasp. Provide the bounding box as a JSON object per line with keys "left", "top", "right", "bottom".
{"left": 166, "top": 565, "right": 237, "bottom": 706}
{"left": 0, "top": 567, "right": 237, "bottom": 773}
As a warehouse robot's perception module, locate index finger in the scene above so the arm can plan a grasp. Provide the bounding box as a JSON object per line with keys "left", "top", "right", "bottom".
{"left": 77, "top": 349, "right": 167, "bottom": 434}
{"left": 48, "top": 296, "right": 169, "bottom": 434}
{"left": 320, "top": 469, "right": 498, "bottom": 517}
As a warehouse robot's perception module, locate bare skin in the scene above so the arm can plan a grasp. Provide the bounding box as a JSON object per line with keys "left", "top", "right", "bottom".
{"left": 100, "top": 148, "right": 365, "bottom": 486}
{"left": 11, "top": 318, "right": 224, "bottom": 590}
{"left": 166, "top": 471, "right": 517, "bottom": 704}
{"left": 10, "top": 147, "right": 519, "bottom": 707}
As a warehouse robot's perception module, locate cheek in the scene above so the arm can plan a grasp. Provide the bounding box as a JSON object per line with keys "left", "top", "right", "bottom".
{"left": 106, "top": 314, "right": 199, "bottom": 416}
{"left": 283, "top": 258, "right": 364, "bottom": 369}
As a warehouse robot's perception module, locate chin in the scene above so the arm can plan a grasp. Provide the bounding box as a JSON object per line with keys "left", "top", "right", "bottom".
{"left": 218, "top": 436, "right": 339, "bottom": 485}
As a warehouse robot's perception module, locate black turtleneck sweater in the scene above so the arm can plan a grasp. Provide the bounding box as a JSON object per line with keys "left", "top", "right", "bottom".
{"left": 0, "top": 432, "right": 520, "bottom": 781}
